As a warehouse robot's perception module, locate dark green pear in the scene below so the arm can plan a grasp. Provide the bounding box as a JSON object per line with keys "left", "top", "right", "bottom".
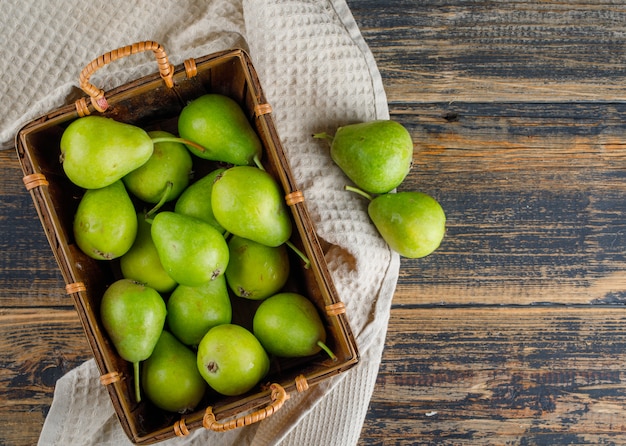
{"left": 178, "top": 94, "right": 262, "bottom": 166}
{"left": 347, "top": 187, "right": 446, "bottom": 258}
{"left": 225, "top": 235, "right": 290, "bottom": 300}
{"left": 196, "top": 324, "right": 270, "bottom": 396}
{"left": 151, "top": 211, "right": 229, "bottom": 286}
{"left": 123, "top": 130, "right": 193, "bottom": 203}
{"left": 174, "top": 168, "right": 226, "bottom": 233}
{"left": 252, "top": 292, "right": 335, "bottom": 360}
{"left": 211, "top": 166, "right": 292, "bottom": 247}
{"left": 73, "top": 180, "right": 137, "bottom": 260}
{"left": 315, "top": 120, "right": 413, "bottom": 194}
{"left": 166, "top": 274, "right": 232, "bottom": 347}
{"left": 119, "top": 212, "right": 177, "bottom": 293}
{"left": 100, "top": 279, "right": 167, "bottom": 402}
{"left": 141, "top": 330, "right": 207, "bottom": 413}
{"left": 60, "top": 116, "right": 153, "bottom": 189}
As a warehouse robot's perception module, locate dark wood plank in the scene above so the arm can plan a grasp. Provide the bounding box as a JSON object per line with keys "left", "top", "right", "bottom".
{"left": 346, "top": 1, "right": 626, "bottom": 445}
{"left": 389, "top": 102, "right": 626, "bottom": 306}
{"left": 0, "top": 149, "right": 68, "bottom": 307}
{"left": 349, "top": 0, "right": 626, "bottom": 102}
{"left": 359, "top": 306, "right": 626, "bottom": 445}
{"left": 1, "top": 149, "right": 92, "bottom": 445}
{"left": 3, "top": 1, "right": 626, "bottom": 444}
{"left": 0, "top": 308, "right": 90, "bottom": 446}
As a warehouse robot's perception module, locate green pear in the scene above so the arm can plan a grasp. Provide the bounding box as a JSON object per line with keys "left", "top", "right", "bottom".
{"left": 211, "top": 166, "right": 292, "bottom": 247}
{"left": 60, "top": 116, "right": 154, "bottom": 189}
{"left": 196, "top": 324, "right": 270, "bottom": 396}
{"left": 141, "top": 330, "right": 207, "bottom": 413}
{"left": 119, "top": 213, "right": 177, "bottom": 293}
{"left": 178, "top": 94, "right": 263, "bottom": 166}
{"left": 123, "top": 130, "right": 193, "bottom": 204}
{"left": 349, "top": 187, "right": 446, "bottom": 258}
{"left": 315, "top": 120, "right": 413, "bottom": 194}
{"left": 253, "top": 292, "right": 335, "bottom": 360}
{"left": 100, "top": 279, "right": 167, "bottom": 402}
{"left": 174, "top": 168, "right": 226, "bottom": 233}
{"left": 151, "top": 211, "right": 229, "bottom": 286}
{"left": 73, "top": 180, "right": 137, "bottom": 260}
{"left": 225, "top": 236, "right": 290, "bottom": 300}
{"left": 166, "top": 275, "right": 232, "bottom": 347}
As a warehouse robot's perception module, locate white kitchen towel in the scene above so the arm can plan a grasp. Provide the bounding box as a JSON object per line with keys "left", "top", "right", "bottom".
{"left": 1, "top": 0, "right": 400, "bottom": 444}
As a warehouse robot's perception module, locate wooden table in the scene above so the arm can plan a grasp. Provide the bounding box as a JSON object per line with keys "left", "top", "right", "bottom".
{"left": 3, "top": 1, "right": 626, "bottom": 444}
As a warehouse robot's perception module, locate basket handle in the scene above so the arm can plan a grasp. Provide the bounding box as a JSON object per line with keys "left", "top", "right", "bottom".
{"left": 76, "top": 40, "right": 174, "bottom": 114}
{"left": 202, "top": 383, "right": 289, "bottom": 432}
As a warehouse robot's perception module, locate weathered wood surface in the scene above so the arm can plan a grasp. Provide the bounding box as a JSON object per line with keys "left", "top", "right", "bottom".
{"left": 392, "top": 101, "right": 626, "bottom": 306}
{"left": 352, "top": 0, "right": 626, "bottom": 103}
{"left": 359, "top": 307, "right": 626, "bottom": 445}
{"left": 2, "top": 1, "right": 626, "bottom": 445}
{"left": 346, "top": 1, "right": 626, "bottom": 444}
{"left": 1, "top": 152, "right": 92, "bottom": 446}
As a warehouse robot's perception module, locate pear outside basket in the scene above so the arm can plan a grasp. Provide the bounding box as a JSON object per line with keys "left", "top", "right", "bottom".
{"left": 15, "top": 42, "right": 359, "bottom": 445}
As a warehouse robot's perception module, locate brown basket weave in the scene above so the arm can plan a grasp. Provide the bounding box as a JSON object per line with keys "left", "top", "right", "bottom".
{"left": 15, "top": 42, "right": 359, "bottom": 445}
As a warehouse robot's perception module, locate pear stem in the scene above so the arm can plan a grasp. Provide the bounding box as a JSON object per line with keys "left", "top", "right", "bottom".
{"left": 144, "top": 181, "right": 173, "bottom": 221}
{"left": 312, "top": 132, "right": 334, "bottom": 143}
{"left": 253, "top": 154, "right": 265, "bottom": 171}
{"left": 150, "top": 136, "right": 207, "bottom": 153}
{"left": 286, "top": 240, "right": 311, "bottom": 269}
{"left": 317, "top": 340, "right": 337, "bottom": 362}
{"left": 344, "top": 185, "right": 373, "bottom": 201}
{"left": 133, "top": 361, "right": 141, "bottom": 403}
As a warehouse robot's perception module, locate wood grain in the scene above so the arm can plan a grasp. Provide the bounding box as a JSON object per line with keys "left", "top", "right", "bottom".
{"left": 350, "top": 0, "right": 626, "bottom": 103}
{"left": 389, "top": 102, "right": 626, "bottom": 306}
{"left": 0, "top": 151, "right": 68, "bottom": 307}
{"left": 2, "top": 1, "right": 626, "bottom": 445}
{"left": 359, "top": 307, "right": 626, "bottom": 445}
{"left": 346, "top": 1, "right": 626, "bottom": 444}
{"left": 0, "top": 307, "right": 90, "bottom": 446}
{"left": 1, "top": 150, "right": 92, "bottom": 446}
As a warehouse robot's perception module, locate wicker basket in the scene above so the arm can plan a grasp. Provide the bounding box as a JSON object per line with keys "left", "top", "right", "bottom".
{"left": 15, "top": 42, "right": 359, "bottom": 444}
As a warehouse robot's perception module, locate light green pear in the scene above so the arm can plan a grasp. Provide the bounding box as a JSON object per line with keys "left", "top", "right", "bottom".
{"left": 174, "top": 168, "right": 226, "bottom": 233}
{"left": 253, "top": 292, "right": 335, "bottom": 359}
{"left": 367, "top": 191, "right": 446, "bottom": 258}
{"left": 73, "top": 180, "right": 137, "bottom": 260}
{"left": 196, "top": 324, "right": 270, "bottom": 396}
{"left": 347, "top": 188, "right": 446, "bottom": 259}
{"left": 166, "top": 275, "right": 232, "bottom": 347}
{"left": 141, "top": 330, "right": 207, "bottom": 413}
{"left": 151, "top": 211, "right": 229, "bottom": 286}
{"left": 100, "top": 279, "right": 167, "bottom": 402}
{"left": 225, "top": 235, "right": 290, "bottom": 300}
{"left": 315, "top": 120, "right": 413, "bottom": 194}
{"left": 178, "top": 94, "right": 262, "bottom": 166}
{"left": 123, "top": 130, "right": 193, "bottom": 203}
{"left": 60, "top": 116, "right": 153, "bottom": 189}
{"left": 119, "top": 212, "right": 177, "bottom": 293}
{"left": 211, "top": 166, "right": 292, "bottom": 247}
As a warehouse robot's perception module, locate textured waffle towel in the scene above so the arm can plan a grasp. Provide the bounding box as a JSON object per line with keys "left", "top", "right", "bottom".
{"left": 2, "top": 1, "right": 400, "bottom": 444}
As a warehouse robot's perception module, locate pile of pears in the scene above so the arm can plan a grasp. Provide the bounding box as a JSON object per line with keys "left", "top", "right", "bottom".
{"left": 61, "top": 94, "right": 337, "bottom": 414}
{"left": 314, "top": 120, "right": 446, "bottom": 259}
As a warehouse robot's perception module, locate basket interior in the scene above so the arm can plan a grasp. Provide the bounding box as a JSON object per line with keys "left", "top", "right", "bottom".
{"left": 16, "top": 49, "right": 358, "bottom": 444}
